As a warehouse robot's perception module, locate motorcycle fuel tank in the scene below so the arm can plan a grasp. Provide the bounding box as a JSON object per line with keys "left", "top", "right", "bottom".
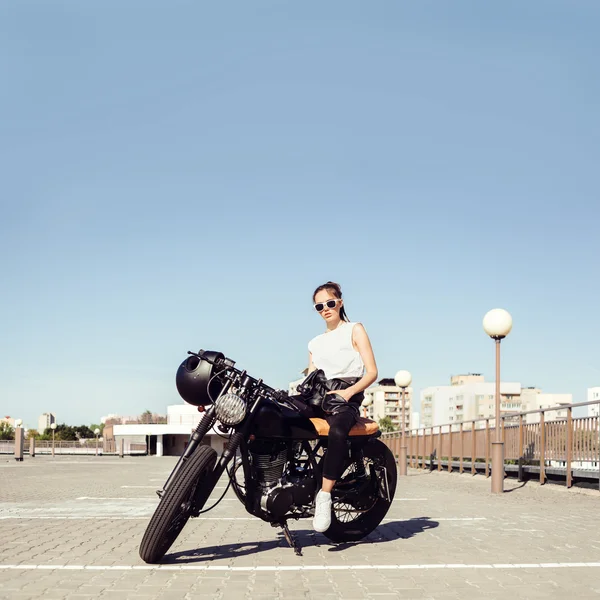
{"left": 250, "top": 401, "right": 318, "bottom": 439}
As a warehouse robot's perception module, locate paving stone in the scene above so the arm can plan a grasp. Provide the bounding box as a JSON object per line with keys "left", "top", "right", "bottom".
{"left": 1, "top": 457, "right": 600, "bottom": 598}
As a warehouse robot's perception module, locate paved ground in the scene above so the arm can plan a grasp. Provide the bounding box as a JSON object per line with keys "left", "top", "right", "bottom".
{"left": 0, "top": 454, "right": 599, "bottom": 599}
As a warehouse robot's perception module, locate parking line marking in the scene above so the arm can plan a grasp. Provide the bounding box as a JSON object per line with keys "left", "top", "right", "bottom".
{"left": 0, "top": 563, "right": 598, "bottom": 571}
{"left": 0, "top": 515, "right": 486, "bottom": 521}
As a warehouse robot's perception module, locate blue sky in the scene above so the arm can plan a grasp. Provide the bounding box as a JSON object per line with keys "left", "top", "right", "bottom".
{"left": 1, "top": 1, "right": 599, "bottom": 428}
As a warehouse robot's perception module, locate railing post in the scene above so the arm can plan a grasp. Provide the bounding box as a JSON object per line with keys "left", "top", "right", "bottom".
{"left": 429, "top": 427, "right": 434, "bottom": 470}
{"left": 459, "top": 422, "right": 464, "bottom": 474}
{"left": 540, "top": 411, "right": 546, "bottom": 485}
{"left": 438, "top": 426, "right": 442, "bottom": 471}
{"left": 566, "top": 407, "right": 573, "bottom": 488}
{"left": 471, "top": 421, "right": 476, "bottom": 475}
{"left": 485, "top": 419, "right": 490, "bottom": 478}
{"left": 29, "top": 436, "right": 35, "bottom": 458}
{"left": 518, "top": 414, "right": 524, "bottom": 482}
{"left": 448, "top": 425, "right": 453, "bottom": 473}
{"left": 119, "top": 438, "right": 125, "bottom": 458}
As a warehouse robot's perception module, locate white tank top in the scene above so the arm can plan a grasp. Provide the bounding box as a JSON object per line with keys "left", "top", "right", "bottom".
{"left": 308, "top": 322, "right": 365, "bottom": 380}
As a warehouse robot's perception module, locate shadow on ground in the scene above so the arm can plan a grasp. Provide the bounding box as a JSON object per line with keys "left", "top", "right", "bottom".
{"left": 164, "top": 517, "right": 439, "bottom": 563}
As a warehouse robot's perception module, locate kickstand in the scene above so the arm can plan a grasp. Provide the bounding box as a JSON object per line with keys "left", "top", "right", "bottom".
{"left": 279, "top": 521, "right": 303, "bottom": 556}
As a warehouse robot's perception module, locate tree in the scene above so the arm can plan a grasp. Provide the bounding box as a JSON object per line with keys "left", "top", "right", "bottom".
{"left": 26, "top": 429, "right": 39, "bottom": 439}
{"left": 90, "top": 423, "right": 104, "bottom": 435}
{"left": 74, "top": 425, "right": 95, "bottom": 439}
{"left": 45, "top": 423, "right": 77, "bottom": 441}
{"left": 0, "top": 422, "right": 14, "bottom": 440}
{"left": 378, "top": 416, "right": 396, "bottom": 433}
{"left": 140, "top": 410, "right": 153, "bottom": 424}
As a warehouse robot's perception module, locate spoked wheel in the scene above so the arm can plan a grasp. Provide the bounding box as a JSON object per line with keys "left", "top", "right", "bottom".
{"left": 324, "top": 439, "right": 397, "bottom": 543}
{"left": 139, "top": 446, "right": 217, "bottom": 564}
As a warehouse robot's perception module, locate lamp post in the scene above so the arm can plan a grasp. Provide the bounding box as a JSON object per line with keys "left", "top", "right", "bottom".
{"left": 394, "top": 370, "right": 412, "bottom": 477}
{"left": 94, "top": 428, "right": 100, "bottom": 456}
{"left": 50, "top": 423, "right": 57, "bottom": 457}
{"left": 483, "top": 308, "right": 513, "bottom": 494}
{"left": 361, "top": 395, "right": 373, "bottom": 418}
{"left": 14, "top": 419, "right": 24, "bottom": 462}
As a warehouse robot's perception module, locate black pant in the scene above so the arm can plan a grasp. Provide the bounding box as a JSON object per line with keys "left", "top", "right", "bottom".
{"left": 289, "top": 395, "right": 360, "bottom": 481}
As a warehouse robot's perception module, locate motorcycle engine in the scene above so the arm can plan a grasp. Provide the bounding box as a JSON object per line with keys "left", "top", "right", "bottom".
{"left": 249, "top": 440, "right": 317, "bottom": 520}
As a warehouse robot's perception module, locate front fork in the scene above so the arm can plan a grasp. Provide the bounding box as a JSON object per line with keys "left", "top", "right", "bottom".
{"left": 159, "top": 402, "right": 250, "bottom": 496}
{"left": 159, "top": 407, "right": 217, "bottom": 496}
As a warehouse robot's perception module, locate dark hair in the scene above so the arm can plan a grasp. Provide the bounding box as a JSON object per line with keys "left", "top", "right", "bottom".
{"left": 312, "top": 281, "right": 350, "bottom": 322}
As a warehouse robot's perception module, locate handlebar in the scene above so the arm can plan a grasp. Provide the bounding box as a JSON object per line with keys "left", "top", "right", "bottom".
{"left": 187, "top": 349, "right": 287, "bottom": 404}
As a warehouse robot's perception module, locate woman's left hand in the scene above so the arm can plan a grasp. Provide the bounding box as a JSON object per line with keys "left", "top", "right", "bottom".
{"left": 326, "top": 389, "right": 353, "bottom": 402}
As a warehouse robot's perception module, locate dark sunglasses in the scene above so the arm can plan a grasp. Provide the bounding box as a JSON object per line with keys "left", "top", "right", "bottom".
{"left": 314, "top": 299, "right": 340, "bottom": 312}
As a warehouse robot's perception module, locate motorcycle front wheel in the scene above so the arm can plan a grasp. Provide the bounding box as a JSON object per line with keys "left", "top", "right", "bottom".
{"left": 324, "top": 439, "right": 397, "bottom": 543}
{"left": 139, "top": 445, "right": 217, "bottom": 564}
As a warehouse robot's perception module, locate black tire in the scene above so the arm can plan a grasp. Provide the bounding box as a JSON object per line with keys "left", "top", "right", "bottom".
{"left": 139, "top": 446, "right": 217, "bottom": 564}
{"left": 324, "top": 439, "right": 397, "bottom": 543}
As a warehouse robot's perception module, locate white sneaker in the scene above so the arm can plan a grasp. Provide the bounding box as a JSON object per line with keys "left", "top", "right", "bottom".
{"left": 313, "top": 490, "right": 332, "bottom": 533}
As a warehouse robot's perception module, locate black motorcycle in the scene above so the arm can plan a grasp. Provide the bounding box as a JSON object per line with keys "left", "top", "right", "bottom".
{"left": 139, "top": 350, "right": 397, "bottom": 563}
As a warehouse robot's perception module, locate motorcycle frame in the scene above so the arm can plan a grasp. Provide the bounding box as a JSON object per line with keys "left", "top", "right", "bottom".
{"left": 160, "top": 354, "right": 384, "bottom": 518}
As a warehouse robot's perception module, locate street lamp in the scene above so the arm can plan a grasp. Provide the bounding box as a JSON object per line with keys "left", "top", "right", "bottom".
{"left": 94, "top": 428, "right": 100, "bottom": 456}
{"left": 394, "top": 370, "right": 412, "bottom": 477}
{"left": 361, "top": 395, "right": 373, "bottom": 418}
{"left": 483, "top": 308, "right": 513, "bottom": 494}
{"left": 50, "top": 423, "right": 57, "bottom": 457}
{"left": 14, "top": 419, "right": 24, "bottom": 462}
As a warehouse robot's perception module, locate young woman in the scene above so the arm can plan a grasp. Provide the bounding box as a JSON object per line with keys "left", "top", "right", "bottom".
{"left": 292, "top": 281, "right": 378, "bottom": 533}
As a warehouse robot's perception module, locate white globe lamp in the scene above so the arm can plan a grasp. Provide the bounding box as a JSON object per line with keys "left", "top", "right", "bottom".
{"left": 394, "top": 370, "right": 412, "bottom": 388}
{"left": 483, "top": 309, "right": 513, "bottom": 340}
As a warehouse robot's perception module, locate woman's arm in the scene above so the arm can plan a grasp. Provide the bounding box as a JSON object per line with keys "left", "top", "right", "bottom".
{"left": 307, "top": 352, "right": 317, "bottom": 374}
{"left": 329, "top": 323, "right": 378, "bottom": 400}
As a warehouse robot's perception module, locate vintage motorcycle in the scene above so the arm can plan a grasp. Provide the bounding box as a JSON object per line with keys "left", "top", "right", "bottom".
{"left": 139, "top": 350, "right": 397, "bottom": 563}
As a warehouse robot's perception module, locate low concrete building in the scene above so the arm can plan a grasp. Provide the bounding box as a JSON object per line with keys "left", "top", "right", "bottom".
{"left": 108, "top": 403, "right": 228, "bottom": 456}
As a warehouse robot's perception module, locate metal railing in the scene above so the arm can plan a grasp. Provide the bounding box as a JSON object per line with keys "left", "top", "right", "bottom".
{"left": 0, "top": 439, "right": 147, "bottom": 456}
{"left": 381, "top": 399, "right": 600, "bottom": 488}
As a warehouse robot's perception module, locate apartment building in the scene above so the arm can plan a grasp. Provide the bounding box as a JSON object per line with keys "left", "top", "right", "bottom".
{"left": 587, "top": 387, "right": 600, "bottom": 417}
{"left": 520, "top": 387, "right": 573, "bottom": 424}
{"left": 420, "top": 375, "right": 570, "bottom": 430}
{"left": 363, "top": 378, "right": 413, "bottom": 431}
{"left": 38, "top": 412, "right": 56, "bottom": 433}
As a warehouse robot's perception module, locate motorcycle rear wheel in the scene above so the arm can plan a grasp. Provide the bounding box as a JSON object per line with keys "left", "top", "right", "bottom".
{"left": 139, "top": 445, "right": 217, "bottom": 564}
{"left": 324, "top": 439, "right": 397, "bottom": 543}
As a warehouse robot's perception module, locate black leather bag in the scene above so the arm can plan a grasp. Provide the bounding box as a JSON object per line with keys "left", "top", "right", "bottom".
{"left": 296, "top": 369, "right": 361, "bottom": 414}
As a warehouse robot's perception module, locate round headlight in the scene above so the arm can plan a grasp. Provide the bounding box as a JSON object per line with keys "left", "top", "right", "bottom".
{"left": 215, "top": 393, "right": 247, "bottom": 426}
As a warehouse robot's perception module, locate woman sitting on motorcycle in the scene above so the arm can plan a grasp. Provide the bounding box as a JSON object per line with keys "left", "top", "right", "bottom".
{"left": 291, "top": 281, "right": 378, "bottom": 533}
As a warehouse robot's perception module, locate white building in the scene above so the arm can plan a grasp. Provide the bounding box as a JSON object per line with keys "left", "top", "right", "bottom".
{"left": 411, "top": 411, "right": 420, "bottom": 430}
{"left": 520, "top": 388, "right": 573, "bottom": 424}
{"left": 420, "top": 375, "right": 570, "bottom": 430}
{"left": 288, "top": 369, "right": 309, "bottom": 396}
{"left": 38, "top": 412, "right": 56, "bottom": 433}
{"left": 110, "top": 403, "right": 228, "bottom": 457}
{"left": 587, "top": 387, "right": 600, "bottom": 417}
{"left": 363, "top": 378, "right": 413, "bottom": 431}
{"left": 421, "top": 374, "right": 520, "bottom": 430}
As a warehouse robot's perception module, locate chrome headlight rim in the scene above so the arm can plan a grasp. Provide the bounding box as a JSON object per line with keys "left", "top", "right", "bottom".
{"left": 214, "top": 392, "right": 247, "bottom": 426}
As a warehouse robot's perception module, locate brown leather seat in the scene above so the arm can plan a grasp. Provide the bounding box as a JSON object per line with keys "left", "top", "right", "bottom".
{"left": 310, "top": 417, "right": 379, "bottom": 437}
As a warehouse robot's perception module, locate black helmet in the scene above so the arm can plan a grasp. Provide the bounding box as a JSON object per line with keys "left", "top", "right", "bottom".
{"left": 175, "top": 350, "right": 225, "bottom": 406}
